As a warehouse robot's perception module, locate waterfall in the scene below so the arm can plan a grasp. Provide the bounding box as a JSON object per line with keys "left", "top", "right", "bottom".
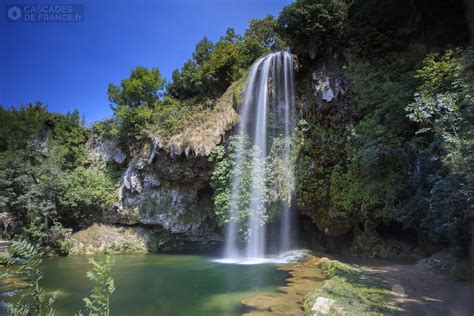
{"left": 223, "top": 51, "right": 296, "bottom": 261}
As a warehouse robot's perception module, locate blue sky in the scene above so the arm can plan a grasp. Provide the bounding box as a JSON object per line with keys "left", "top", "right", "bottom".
{"left": 0, "top": 0, "right": 291, "bottom": 124}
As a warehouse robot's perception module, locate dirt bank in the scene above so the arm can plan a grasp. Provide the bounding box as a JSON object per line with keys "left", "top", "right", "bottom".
{"left": 241, "top": 255, "right": 474, "bottom": 315}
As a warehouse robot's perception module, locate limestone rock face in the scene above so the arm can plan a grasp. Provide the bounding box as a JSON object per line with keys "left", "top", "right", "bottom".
{"left": 82, "top": 82, "right": 244, "bottom": 251}
{"left": 99, "top": 145, "right": 222, "bottom": 250}
{"left": 312, "top": 70, "right": 348, "bottom": 104}
{"left": 297, "top": 56, "right": 354, "bottom": 238}
{"left": 87, "top": 138, "right": 126, "bottom": 165}
{"left": 78, "top": 70, "right": 256, "bottom": 252}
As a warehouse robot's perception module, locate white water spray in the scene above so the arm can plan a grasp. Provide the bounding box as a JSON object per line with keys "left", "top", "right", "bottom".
{"left": 223, "top": 51, "right": 296, "bottom": 262}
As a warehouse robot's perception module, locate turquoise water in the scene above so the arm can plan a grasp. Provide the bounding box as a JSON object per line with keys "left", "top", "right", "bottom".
{"left": 41, "top": 254, "right": 287, "bottom": 316}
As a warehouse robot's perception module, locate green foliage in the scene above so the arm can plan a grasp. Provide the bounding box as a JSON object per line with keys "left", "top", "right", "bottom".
{"left": 108, "top": 67, "right": 165, "bottom": 109}
{"left": 107, "top": 64, "right": 222, "bottom": 145}
{"left": 406, "top": 49, "right": 468, "bottom": 136}
{"left": 294, "top": 1, "right": 472, "bottom": 254}
{"left": 244, "top": 15, "right": 286, "bottom": 50}
{"left": 0, "top": 104, "right": 116, "bottom": 249}
{"left": 209, "top": 134, "right": 295, "bottom": 235}
{"left": 113, "top": 103, "right": 154, "bottom": 142}
{"left": 1, "top": 241, "right": 117, "bottom": 316}
{"left": 265, "top": 136, "right": 296, "bottom": 207}
{"left": 295, "top": 111, "right": 360, "bottom": 235}
{"left": 56, "top": 166, "right": 116, "bottom": 223}
{"left": 209, "top": 134, "right": 254, "bottom": 227}
{"left": 0, "top": 239, "right": 56, "bottom": 315}
{"left": 277, "top": 0, "right": 347, "bottom": 60}
{"left": 343, "top": 0, "right": 415, "bottom": 58}
{"left": 148, "top": 96, "right": 210, "bottom": 138}
{"left": 107, "top": 66, "right": 166, "bottom": 144}
{"left": 106, "top": 18, "right": 282, "bottom": 146}
{"left": 168, "top": 22, "right": 279, "bottom": 101}
{"left": 406, "top": 49, "right": 474, "bottom": 254}
{"left": 294, "top": 46, "right": 440, "bottom": 238}
{"left": 82, "top": 256, "right": 115, "bottom": 316}
{"left": 304, "top": 258, "right": 394, "bottom": 315}
{"left": 193, "top": 37, "right": 214, "bottom": 66}
{"left": 344, "top": 50, "right": 425, "bottom": 227}
{"left": 168, "top": 60, "right": 205, "bottom": 101}
{"left": 343, "top": 0, "right": 469, "bottom": 59}
{"left": 90, "top": 120, "right": 118, "bottom": 142}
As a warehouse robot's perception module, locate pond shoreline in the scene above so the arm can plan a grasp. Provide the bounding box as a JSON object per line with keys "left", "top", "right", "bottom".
{"left": 241, "top": 259, "right": 327, "bottom": 315}
{"left": 241, "top": 255, "right": 474, "bottom": 315}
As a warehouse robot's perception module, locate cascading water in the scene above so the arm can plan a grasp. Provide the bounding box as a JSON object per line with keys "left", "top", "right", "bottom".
{"left": 223, "top": 51, "right": 296, "bottom": 262}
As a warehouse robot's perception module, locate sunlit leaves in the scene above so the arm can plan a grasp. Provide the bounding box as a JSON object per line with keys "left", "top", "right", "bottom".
{"left": 82, "top": 256, "right": 115, "bottom": 316}
{"left": 209, "top": 134, "right": 295, "bottom": 235}
{"left": 0, "top": 239, "right": 57, "bottom": 315}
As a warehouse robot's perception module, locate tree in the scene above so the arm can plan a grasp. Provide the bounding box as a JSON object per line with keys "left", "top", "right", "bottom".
{"left": 107, "top": 67, "right": 166, "bottom": 143}
{"left": 0, "top": 104, "right": 115, "bottom": 249}
{"left": 167, "top": 24, "right": 275, "bottom": 101}
{"left": 193, "top": 37, "right": 214, "bottom": 66}
{"left": 277, "top": 0, "right": 347, "bottom": 60}
{"left": 108, "top": 66, "right": 165, "bottom": 109}
{"left": 167, "top": 60, "right": 203, "bottom": 100}
{"left": 406, "top": 48, "right": 474, "bottom": 254}
{"left": 244, "top": 15, "right": 285, "bottom": 50}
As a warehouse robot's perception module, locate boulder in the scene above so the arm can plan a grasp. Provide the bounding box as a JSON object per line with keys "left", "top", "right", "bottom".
{"left": 311, "top": 297, "right": 336, "bottom": 315}
{"left": 67, "top": 224, "right": 157, "bottom": 255}
{"left": 278, "top": 249, "right": 313, "bottom": 263}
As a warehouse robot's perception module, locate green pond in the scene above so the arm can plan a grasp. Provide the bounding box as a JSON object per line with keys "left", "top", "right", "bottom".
{"left": 40, "top": 254, "right": 288, "bottom": 316}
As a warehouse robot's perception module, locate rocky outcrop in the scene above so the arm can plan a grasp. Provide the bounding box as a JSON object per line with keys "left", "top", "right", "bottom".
{"left": 87, "top": 138, "right": 126, "bottom": 165}
{"left": 108, "top": 146, "right": 222, "bottom": 250}
{"left": 67, "top": 224, "right": 157, "bottom": 255}
{"left": 296, "top": 53, "right": 355, "bottom": 237}
{"left": 150, "top": 81, "right": 239, "bottom": 157}
{"left": 311, "top": 65, "right": 348, "bottom": 104}
{"left": 82, "top": 81, "right": 245, "bottom": 251}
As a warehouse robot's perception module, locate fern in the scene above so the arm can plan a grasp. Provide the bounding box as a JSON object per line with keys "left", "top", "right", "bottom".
{"left": 82, "top": 256, "right": 115, "bottom": 316}
{"left": 0, "top": 239, "right": 56, "bottom": 315}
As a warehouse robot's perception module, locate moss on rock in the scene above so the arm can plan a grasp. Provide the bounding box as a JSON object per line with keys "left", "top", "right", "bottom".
{"left": 67, "top": 223, "right": 158, "bottom": 255}
{"left": 303, "top": 257, "right": 396, "bottom": 315}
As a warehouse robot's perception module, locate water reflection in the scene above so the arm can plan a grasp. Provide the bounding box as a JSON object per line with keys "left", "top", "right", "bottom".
{"left": 40, "top": 254, "right": 287, "bottom": 316}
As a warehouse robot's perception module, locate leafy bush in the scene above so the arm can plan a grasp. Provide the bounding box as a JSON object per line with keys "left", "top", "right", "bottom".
{"left": 277, "top": 0, "right": 347, "bottom": 60}
{"left": 406, "top": 49, "right": 474, "bottom": 254}
{"left": 209, "top": 134, "right": 295, "bottom": 236}
{"left": 108, "top": 67, "right": 165, "bottom": 109}
{"left": 0, "top": 105, "right": 116, "bottom": 249}
{"left": 1, "top": 240, "right": 117, "bottom": 316}
{"left": 168, "top": 22, "right": 279, "bottom": 101}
